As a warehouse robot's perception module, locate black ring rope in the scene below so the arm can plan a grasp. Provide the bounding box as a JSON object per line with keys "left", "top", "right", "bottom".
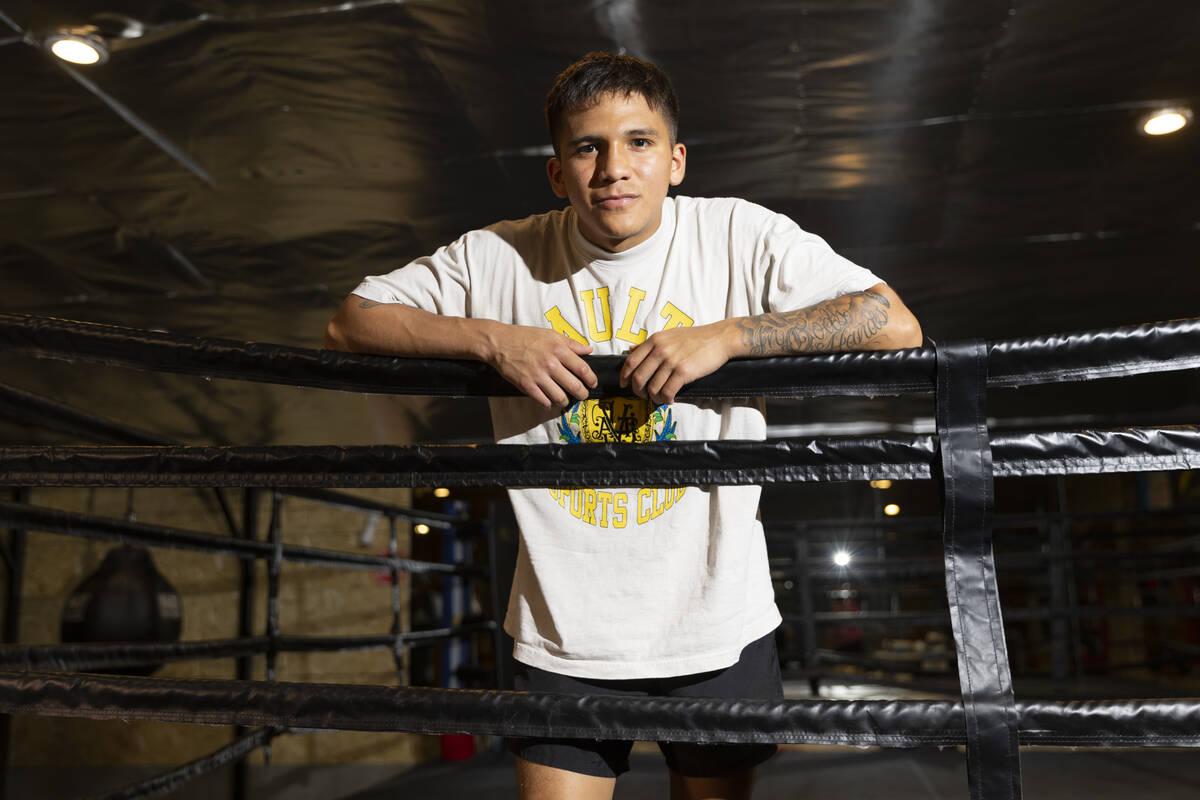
{"left": 1, "top": 670, "right": 1197, "bottom": 748}
{"left": 0, "top": 501, "right": 476, "bottom": 576}
{"left": 0, "top": 426, "right": 1195, "bottom": 488}
{"left": 2, "top": 316, "right": 1199, "bottom": 798}
{"left": 2, "top": 313, "right": 1198, "bottom": 399}
{"left": 84, "top": 727, "right": 279, "bottom": 800}
{"left": 936, "top": 341, "right": 1021, "bottom": 799}
{"left": 0, "top": 623, "right": 497, "bottom": 672}
{"left": 0, "top": 381, "right": 472, "bottom": 532}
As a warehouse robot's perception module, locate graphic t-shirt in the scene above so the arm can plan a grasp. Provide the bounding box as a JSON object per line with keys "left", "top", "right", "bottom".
{"left": 354, "top": 196, "right": 879, "bottom": 679}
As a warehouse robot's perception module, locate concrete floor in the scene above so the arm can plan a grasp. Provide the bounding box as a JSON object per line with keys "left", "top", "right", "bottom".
{"left": 353, "top": 747, "right": 1200, "bottom": 800}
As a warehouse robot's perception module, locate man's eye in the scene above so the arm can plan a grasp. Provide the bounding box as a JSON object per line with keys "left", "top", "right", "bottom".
{"left": 577, "top": 144, "right": 597, "bottom": 154}
{"left": 632, "top": 138, "right": 651, "bottom": 147}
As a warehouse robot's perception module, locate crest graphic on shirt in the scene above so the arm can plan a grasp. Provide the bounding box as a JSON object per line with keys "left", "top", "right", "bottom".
{"left": 556, "top": 398, "right": 677, "bottom": 444}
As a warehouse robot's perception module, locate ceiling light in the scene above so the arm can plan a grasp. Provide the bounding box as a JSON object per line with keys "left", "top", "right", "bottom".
{"left": 869, "top": 479, "right": 892, "bottom": 490}
{"left": 1140, "top": 107, "right": 1192, "bottom": 136}
{"left": 884, "top": 503, "right": 900, "bottom": 516}
{"left": 414, "top": 524, "right": 430, "bottom": 535}
{"left": 833, "top": 550, "right": 852, "bottom": 567}
{"left": 46, "top": 29, "right": 109, "bottom": 65}
{"left": 433, "top": 487, "right": 450, "bottom": 498}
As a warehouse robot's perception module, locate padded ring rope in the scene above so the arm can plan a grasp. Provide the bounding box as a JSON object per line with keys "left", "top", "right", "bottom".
{"left": 2, "top": 314, "right": 1199, "bottom": 398}
{"left": 0, "top": 623, "right": 497, "bottom": 671}
{"left": 1, "top": 671, "right": 1198, "bottom": 748}
{"left": 0, "top": 426, "right": 1196, "bottom": 488}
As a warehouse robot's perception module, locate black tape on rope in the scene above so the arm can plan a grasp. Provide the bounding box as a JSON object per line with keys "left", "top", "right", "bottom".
{"left": 936, "top": 341, "right": 1021, "bottom": 800}
{"left": 3, "top": 314, "right": 1199, "bottom": 399}
{"left": 1, "top": 671, "right": 1199, "bottom": 748}
{"left": 1, "top": 427, "right": 1197, "bottom": 487}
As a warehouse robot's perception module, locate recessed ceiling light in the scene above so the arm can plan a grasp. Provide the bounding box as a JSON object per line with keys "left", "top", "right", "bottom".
{"left": 883, "top": 503, "right": 900, "bottom": 516}
{"left": 45, "top": 29, "right": 109, "bottom": 65}
{"left": 414, "top": 523, "right": 430, "bottom": 535}
{"left": 869, "top": 479, "right": 892, "bottom": 489}
{"left": 1140, "top": 107, "right": 1192, "bottom": 136}
{"left": 833, "top": 550, "right": 852, "bottom": 567}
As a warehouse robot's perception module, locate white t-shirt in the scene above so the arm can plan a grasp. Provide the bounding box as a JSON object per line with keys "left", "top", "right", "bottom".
{"left": 354, "top": 196, "right": 879, "bottom": 679}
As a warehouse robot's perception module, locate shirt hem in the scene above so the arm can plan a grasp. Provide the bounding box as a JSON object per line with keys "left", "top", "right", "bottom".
{"left": 508, "top": 608, "right": 783, "bottom": 680}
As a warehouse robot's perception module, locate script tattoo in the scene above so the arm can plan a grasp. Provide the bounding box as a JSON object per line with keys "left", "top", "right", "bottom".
{"left": 735, "top": 289, "right": 891, "bottom": 356}
{"left": 358, "top": 299, "right": 384, "bottom": 309}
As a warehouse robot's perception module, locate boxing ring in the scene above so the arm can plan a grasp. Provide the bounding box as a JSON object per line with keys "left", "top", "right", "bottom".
{"left": 0, "top": 312, "right": 1198, "bottom": 800}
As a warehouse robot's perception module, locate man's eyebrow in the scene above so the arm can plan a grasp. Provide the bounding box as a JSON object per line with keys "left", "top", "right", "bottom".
{"left": 565, "top": 128, "right": 662, "bottom": 147}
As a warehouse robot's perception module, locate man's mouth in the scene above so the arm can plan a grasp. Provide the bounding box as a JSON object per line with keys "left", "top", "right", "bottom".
{"left": 595, "top": 194, "right": 638, "bottom": 209}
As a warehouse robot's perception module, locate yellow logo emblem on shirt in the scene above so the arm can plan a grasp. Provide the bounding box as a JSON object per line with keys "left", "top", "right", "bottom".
{"left": 556, "top": 399, "right": 677, "bottom": 444}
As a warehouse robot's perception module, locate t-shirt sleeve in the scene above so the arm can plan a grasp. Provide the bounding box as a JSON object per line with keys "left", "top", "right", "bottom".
{"left": 756, "top": 210, "right": 881, "bottom": 313}
{"left": 350, "top": 233, "right": 472, "bottom": 318}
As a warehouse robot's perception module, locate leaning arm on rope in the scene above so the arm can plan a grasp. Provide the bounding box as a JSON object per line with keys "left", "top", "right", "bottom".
{"left": 619, "top": 282, "right": 922, "bottom": 404}
{"left": 324, "top": 295, "right": 598, "bottom": 409}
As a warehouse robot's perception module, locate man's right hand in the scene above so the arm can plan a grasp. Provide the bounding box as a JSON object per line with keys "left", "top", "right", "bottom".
{"left": 482, "top": 324, "right": 596, "bottom": 408}
{"left": 325, "top": 296, "right": 596, "bottom": 409}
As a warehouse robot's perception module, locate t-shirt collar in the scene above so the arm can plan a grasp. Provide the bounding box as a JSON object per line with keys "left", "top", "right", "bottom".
{"left": 569, "top": 197, "right": 675, "bottom": 269}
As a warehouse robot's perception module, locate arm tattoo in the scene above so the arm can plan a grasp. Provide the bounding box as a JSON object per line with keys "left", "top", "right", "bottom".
{"left": 735, "top": 288, "right": 891, "bottom": 356}
{"left": 358, "top": 299, "right": 384, "bottom": 309}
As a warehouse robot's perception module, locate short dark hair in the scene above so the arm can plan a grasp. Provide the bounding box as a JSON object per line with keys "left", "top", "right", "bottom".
{"left": 545, "top": 51, "right": 680, "bottom": 155}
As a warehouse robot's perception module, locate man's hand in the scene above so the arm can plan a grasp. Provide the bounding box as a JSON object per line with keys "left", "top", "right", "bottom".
{"left": 484, "top": 325, "right": 597, "bottom": 409}
{"left": 617, "top": 282, "right": 922, "bottom": 406}
{"left": 619, "top": 323, "right": 734, "bottom": 405}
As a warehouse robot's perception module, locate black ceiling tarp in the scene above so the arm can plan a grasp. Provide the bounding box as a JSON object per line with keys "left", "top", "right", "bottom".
{"left": 1, "top": 0, "right": 1198, "bottom": 444}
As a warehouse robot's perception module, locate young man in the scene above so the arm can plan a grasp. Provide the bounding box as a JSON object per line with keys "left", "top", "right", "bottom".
{"left": 326, "top": 52, "right": 921, "bottom": 800}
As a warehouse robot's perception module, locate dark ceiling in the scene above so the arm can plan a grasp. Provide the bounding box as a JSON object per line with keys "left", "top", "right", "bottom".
{"left": 1, "top": 0, "right": 1198, "bottom": 446}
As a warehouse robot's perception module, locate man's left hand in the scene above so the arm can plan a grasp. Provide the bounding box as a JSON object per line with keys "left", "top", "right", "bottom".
{"left": 619, "top": 322, "right": 734, "bottom": 405}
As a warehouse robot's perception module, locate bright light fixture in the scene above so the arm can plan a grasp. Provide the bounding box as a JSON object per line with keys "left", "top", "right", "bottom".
{"left": 46, "top": 30, "right": 109, "bottom": 65}
{"left": 833, "top": 550, "right": 852, "bottom": 567}
{"left": 869, "top": 479, "right": 893, "bottom": 490}
{"left": 433, "top": 487, "right": 450, "bottom": 498}
{"left": 1141, "top": 107, "right": 1192, "bottom": 136}
{"left": 884, "top": 503, "right": 900, "bottom": 516}
{"left": 414, "top": 523, "right": 430, "bottom": 535}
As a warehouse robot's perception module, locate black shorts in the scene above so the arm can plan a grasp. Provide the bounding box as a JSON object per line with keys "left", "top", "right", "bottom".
{"left": 506, "top": 630, "right": 782, "bottom": 779}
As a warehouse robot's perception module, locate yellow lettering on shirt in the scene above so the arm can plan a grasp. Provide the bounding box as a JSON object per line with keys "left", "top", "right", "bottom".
{"left": 612, "top": 493, "right": 627, "bottom": 528}
{"left": 596, "top": 490, "right": 613, "bottom": 527}
{"left": 581, "top": 288, "right": 613, "bottom": 342}
{"left": 659, "top": 302, "right": 694, "bottom": 329}
{"left": 615, "top": 287, "right": 648, "bottom": 344}
{"left": 544, "top": 306, "right": 588, "bottom": 344}
{"left": 582, "top": 488, "right": 598, "bottom": 525}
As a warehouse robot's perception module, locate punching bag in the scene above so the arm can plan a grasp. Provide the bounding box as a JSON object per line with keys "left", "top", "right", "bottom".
{"left": 61, "top": 545, "right": 183, "bottom": 675}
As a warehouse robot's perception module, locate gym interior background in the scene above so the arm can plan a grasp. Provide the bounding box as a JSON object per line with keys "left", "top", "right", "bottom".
{"left": 1, "top": 1, "right": 1198, "bottom": 797}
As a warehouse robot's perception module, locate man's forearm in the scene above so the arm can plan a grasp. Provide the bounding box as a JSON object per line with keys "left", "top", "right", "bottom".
{"left": 324, "top": 295, "right": 497, "bottom": 359}
{"left": 726, "top": 283, "right": 921, "bottom": 358}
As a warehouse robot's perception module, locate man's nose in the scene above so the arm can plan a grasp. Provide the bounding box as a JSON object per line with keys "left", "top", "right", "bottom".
{"left": 597, "top": 146, "right": 631, "bottom": 181}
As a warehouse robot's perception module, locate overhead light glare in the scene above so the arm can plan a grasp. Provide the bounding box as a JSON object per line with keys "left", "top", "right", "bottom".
{"left": 414, "top": 523, "right": 430, "bottom": 535}
{"left": 433, "top": 487, "right": 450, "bottom": 498}
{"left": 884, "top": 503, "right": 901, "bottom": 516}
{"left": 869, "top": 479, "right": 892, "bottom": 490}
{"left": 46, "top": 30, "right": 109, "bottom": 65}
{"left": 833, "top": 550, "right": 852, "bottom": 567}
{"left": 1141, "top": 107, "right": 1191, "bottom": 136}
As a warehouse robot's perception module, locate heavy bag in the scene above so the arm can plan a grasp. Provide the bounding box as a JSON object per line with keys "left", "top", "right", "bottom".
{"left": 61, "top": 545, "right": 183, "bottom": 675}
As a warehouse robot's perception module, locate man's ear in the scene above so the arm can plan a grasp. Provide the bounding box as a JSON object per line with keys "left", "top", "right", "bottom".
{"left": 546, "top": 157, "right": 568, "bottom": 199}
{"left": 669, "top": 142, "right": 687, "bottom": 187}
